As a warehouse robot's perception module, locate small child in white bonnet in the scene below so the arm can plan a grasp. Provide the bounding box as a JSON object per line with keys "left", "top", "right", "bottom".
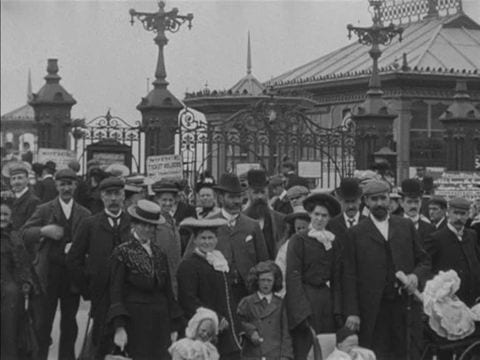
{"left": 169, "top": 307, "right": 220, "bottom": 360}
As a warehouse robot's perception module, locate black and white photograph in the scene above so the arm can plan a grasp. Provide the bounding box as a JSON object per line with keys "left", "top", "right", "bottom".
{"left": 1, "top": 0, "right": 480, "bottom": 359}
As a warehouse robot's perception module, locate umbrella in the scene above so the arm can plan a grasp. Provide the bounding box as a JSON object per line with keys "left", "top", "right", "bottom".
{"left": 17, "top": 283, "right": 39, "bottom": 359}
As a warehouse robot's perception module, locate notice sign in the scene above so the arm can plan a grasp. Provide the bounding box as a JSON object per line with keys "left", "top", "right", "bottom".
{"left": 37, "top": 148, "right": 76, "bottom": 170}
{"left": 235, "top": 163, "right": 261, "bottom": 176}
{"left": 146, "top": 155, "right": 183, "bottom": 182}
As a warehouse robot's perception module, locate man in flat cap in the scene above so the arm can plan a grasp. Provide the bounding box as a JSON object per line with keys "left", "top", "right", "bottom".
{"left": 400, "top": 178, "right": 435, "bottom": 244}
{"left": 204, "top": 173, "right": 269, "bottom": 305}
{"left": 424, "top": 197, "right": 480, "bottom": 307}
{"left": 269, "top": 174, "right": 293, "bottom": 215}
{"left": 328, "top": 177, "right": 366, "bottom": 238}
{"left": 243, "top": 169, "right": 287, "bottom": 260}
{"left": 343, "top": 180, "right": 430, "bottom": 360}
{"left": 428, "top": 195, "right": 448, "bottom": 230}
{"left": 23, "top": 169, "right": 91, "bottom": 360}
{"left": 6, "top": 162, "right": 40, "bottom": 230}
{"left": 67, "top": 177, "right": 130, "bottom": 359}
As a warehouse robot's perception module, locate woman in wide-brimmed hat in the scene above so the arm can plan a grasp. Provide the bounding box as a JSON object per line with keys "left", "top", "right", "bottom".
{"left": 106, "top": 200, "right": 183, "bottom": 360}
{"left": 177, "top": 217, "right": 242, "bottom": 360}
{"left": 285, "top": 192, "right": 342, "bottom": 360}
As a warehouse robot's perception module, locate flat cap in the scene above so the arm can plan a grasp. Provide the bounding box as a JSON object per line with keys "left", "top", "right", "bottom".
{"left": 428, "top": 195, "right": 447, "bottom": 208}
{"left": 269, "top": 175, "right": 284, "bottom": 187}
{"left": 286, "top": 185, "right": 309, "bottom": 199}
{"left": 8, "top": 162, "right": 30, "bottom": 177}
{"left": 362, "top": 180, "right": 390, "bottom": 197}
{"left": 55, "top": 168, "right": 77, "bottom": 181}
{"left": 151, "top": 180, "right": 179, "bottom": 194}
{"left": 449, "top": 197, "right": 471, "bottom": 211}
{"left": 99, "top": 176, "right": 125, "bottom": 192}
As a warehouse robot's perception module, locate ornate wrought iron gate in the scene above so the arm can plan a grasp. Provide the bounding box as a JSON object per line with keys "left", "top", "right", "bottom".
{"left": 179, "top": 99, "right": 356, "bottom": 190}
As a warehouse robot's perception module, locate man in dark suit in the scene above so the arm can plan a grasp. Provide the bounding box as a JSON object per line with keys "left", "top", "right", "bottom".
{"left": 67, "top": 177, "right": 130, "bottom": 359}
{"left": 173, "top": 180, "right": 197, "bottom": 225}
{"left": 428, "top": 195, "right": 448, "bottom": 230}
{"left": 243, "top": 169, "right": 287, "bottom": 260}
{"left": 400, "top": 178, "right": 435, "bottom": 244}
{"left": 424, "top": 197, "right": 480, "bottom": 307}
{"left": 36, "top": 160, "right": 59, "bottom": 203}
{"left": 23, "top": 169, "right": 91, "bottom": 360}
{"left": 210, "top": 173, "right": 269, "bottom": 304}
{"left": 327, "top": 177, "right": 366, "bottom": 238}
{"left": 7, "top": 162, "right": 40, "bottom": 230}
{"left": 269, "top": 175, "right": 293, "bottom": 215}
{"left": 343, "top": 180, "right": 430, "bottom": 360}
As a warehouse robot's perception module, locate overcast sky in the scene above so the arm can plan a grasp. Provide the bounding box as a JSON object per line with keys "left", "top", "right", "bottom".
{"left": 2, "top": 0, "right": 479, "bottom": 124}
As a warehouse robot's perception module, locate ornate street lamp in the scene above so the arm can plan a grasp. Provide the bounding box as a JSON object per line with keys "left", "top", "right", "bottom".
{"left": 129, "top": 1, "right": 193, "bottom": 90}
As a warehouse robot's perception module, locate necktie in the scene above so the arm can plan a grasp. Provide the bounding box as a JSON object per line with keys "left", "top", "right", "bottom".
{"left": 347, "top": 218, "right": 355, "bottom": 228}
{"left": 109, "top": 216, "right": 120, "bottom": 229}
{"left": 260, "top": 297, "right": 268, "bottom": 309}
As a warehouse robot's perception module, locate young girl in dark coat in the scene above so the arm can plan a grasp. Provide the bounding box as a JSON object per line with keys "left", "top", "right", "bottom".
{"left": 237, "top": 261, "right": 293, "bottom": 360}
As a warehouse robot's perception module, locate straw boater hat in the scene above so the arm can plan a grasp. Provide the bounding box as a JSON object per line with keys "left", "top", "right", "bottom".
{"left": 127, "top": 199, "right": 165, "bottom": 225}
{"left": 180, "top": 217, "right": 228, "bottom": 232}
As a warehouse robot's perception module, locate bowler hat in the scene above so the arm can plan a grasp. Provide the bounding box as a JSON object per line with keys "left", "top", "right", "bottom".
{"left": 428, "top": 195, "right": 447, "bottom": 209}
{"left": 127, "top": 199, "right": 164, "bottom": 225}
{"left": 337, "top": 177, "right": 362, "bottom": 200}
{"left": 285, "top": 206, "right": 310, "bottom": 225}
{"left": 449, "top": 197, "right": 471, "bottom": 211}
{"left": 213, "top": 173, "right": 243, "bottom": 194}
{"left": 99, "top": 177, "right": 125, "bottom": 192}
{"left": 400, "top": 178, "right": 423, "bottom": 198}
{"left": 303, "top": 193, "right": 341, "bottom": 217}
{"left": 55, "top": 168, "right": 77, "bottom": 182}
{"left": 247, "top": 169, "right": 269, "bottom": 190}
{"left": 152, "top": 180, "right": 179, "bottom": 194}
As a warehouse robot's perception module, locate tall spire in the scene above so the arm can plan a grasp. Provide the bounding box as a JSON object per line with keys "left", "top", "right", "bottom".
{"left": 27, "top": 69, "right": 33, "bottom": 101}
{"left": 247, "top": 31, "right": 252, "bottom": 75}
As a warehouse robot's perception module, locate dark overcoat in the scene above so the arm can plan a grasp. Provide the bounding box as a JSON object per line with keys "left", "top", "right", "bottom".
{"left": 271, "top": 197, "right": 293, "bottom": 215}
{"left": 343, "top": 215, "right": 431, "bottom": 347}
{"left": 237, "top": 293, "right": 293, "bottom": 359}
{"left": 417, "top": 219, "right": 436, "bottom": 246}
{"left": 243, "top": 206, "right": 287, "bottom": 259}
{"left": 12, "top": 188, "right": 40, "bottom": 231}
{"left": 36, "top": 177, "right": 58, "bottom": 204}
{"left": 285, "top": 231, "right": 341, "bottom": 331}
{"left": 107, "top": 239, "right": 183, "bottom": 360}
{"left": 424, "top": 226, "right": 480, "bottom": 306}
{"left": 208, "top": 212, "right": 269, "bottom": 303}
{"left": 22, "top": 198, "right": 91, "bottom": 293}
{"left": 66, "top": 210, "right": 131, "bottom": 351}
{"left": 177, "top": 252, "right": 242, "bottom": 357}
{"left": 327, "top": 213, "right": 367, "bottom": 239}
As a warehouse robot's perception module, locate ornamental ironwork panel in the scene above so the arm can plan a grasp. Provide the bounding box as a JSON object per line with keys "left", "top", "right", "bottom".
{"left": 179, "top": 99, "right": 356, "bottom": 190}
{"left": 71, "top": 110, "right": 143, "bottom": 173}
{"left": 380, "top": 0, "right": 462, "bottom": 25}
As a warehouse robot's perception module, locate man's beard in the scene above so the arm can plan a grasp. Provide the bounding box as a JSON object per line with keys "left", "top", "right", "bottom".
{"left": 245, "top": 198, "right": 269, "bottom": 219}
{"left": 370, "top": 205, "right": 388, "bottom": 220}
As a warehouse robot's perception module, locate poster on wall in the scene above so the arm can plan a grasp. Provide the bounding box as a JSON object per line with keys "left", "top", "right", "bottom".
{"left": 235, "top": 163, "right": 261, "bottom": 175}
{"left": 37, "top": 148, "right": 76, "bottom": 170}
{"left": 146, "top": 154, "right": 183, "bottom": 182}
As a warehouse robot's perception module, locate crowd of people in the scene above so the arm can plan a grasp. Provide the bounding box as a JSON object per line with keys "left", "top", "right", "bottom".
{"left": 1, "top": 158, "right": 479, "bottom": 360}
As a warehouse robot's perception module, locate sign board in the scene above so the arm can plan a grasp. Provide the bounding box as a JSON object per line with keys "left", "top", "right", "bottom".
{"left": 298, "top": 161, "right": 338, "bottom": 178}
{"left": 92, "top": 152, "right": 126, "bottom": 167}
{"left": 146, "top": 155, "right": 183, "bottom": 182}
{"left": 37, "top": 148, "right": 76, "bottom": 170}
{"left": 235, "top": 163, "right": 261, "bottom": 176}
{"left": 434, "top": 171, "right": 480, "bottom": 201}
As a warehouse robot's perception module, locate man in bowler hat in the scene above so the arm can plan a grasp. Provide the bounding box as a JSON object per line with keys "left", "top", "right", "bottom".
{"left": 23, "top": 169, "right": 91, "bottom": 360}
{"left": 424, "top": 197, "right": 480, "bottom": 307}
{"left": 400, "top": 178, "right": 435, "bottom": 244}
{"left": 343, "top": 180, "right": 430, "bottom": 360}
{"left": 327, "top": 177, "right": 366, "bottom": 238}
{"left": 243, "top": 169, "right": 287, "bottom": 259}
{"left": 207, "top": 173, "right": 269, "bottom": 304}
{"left": 67, "top": 177, "right": 130, "bottom": 359}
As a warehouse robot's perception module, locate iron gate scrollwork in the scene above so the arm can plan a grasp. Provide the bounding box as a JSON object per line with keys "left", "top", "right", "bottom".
{"left": 179, "top": 98, "right": 356, "bottom": 190}
{"left": 72, "top": 110, "right": 143, "bottom": 173}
